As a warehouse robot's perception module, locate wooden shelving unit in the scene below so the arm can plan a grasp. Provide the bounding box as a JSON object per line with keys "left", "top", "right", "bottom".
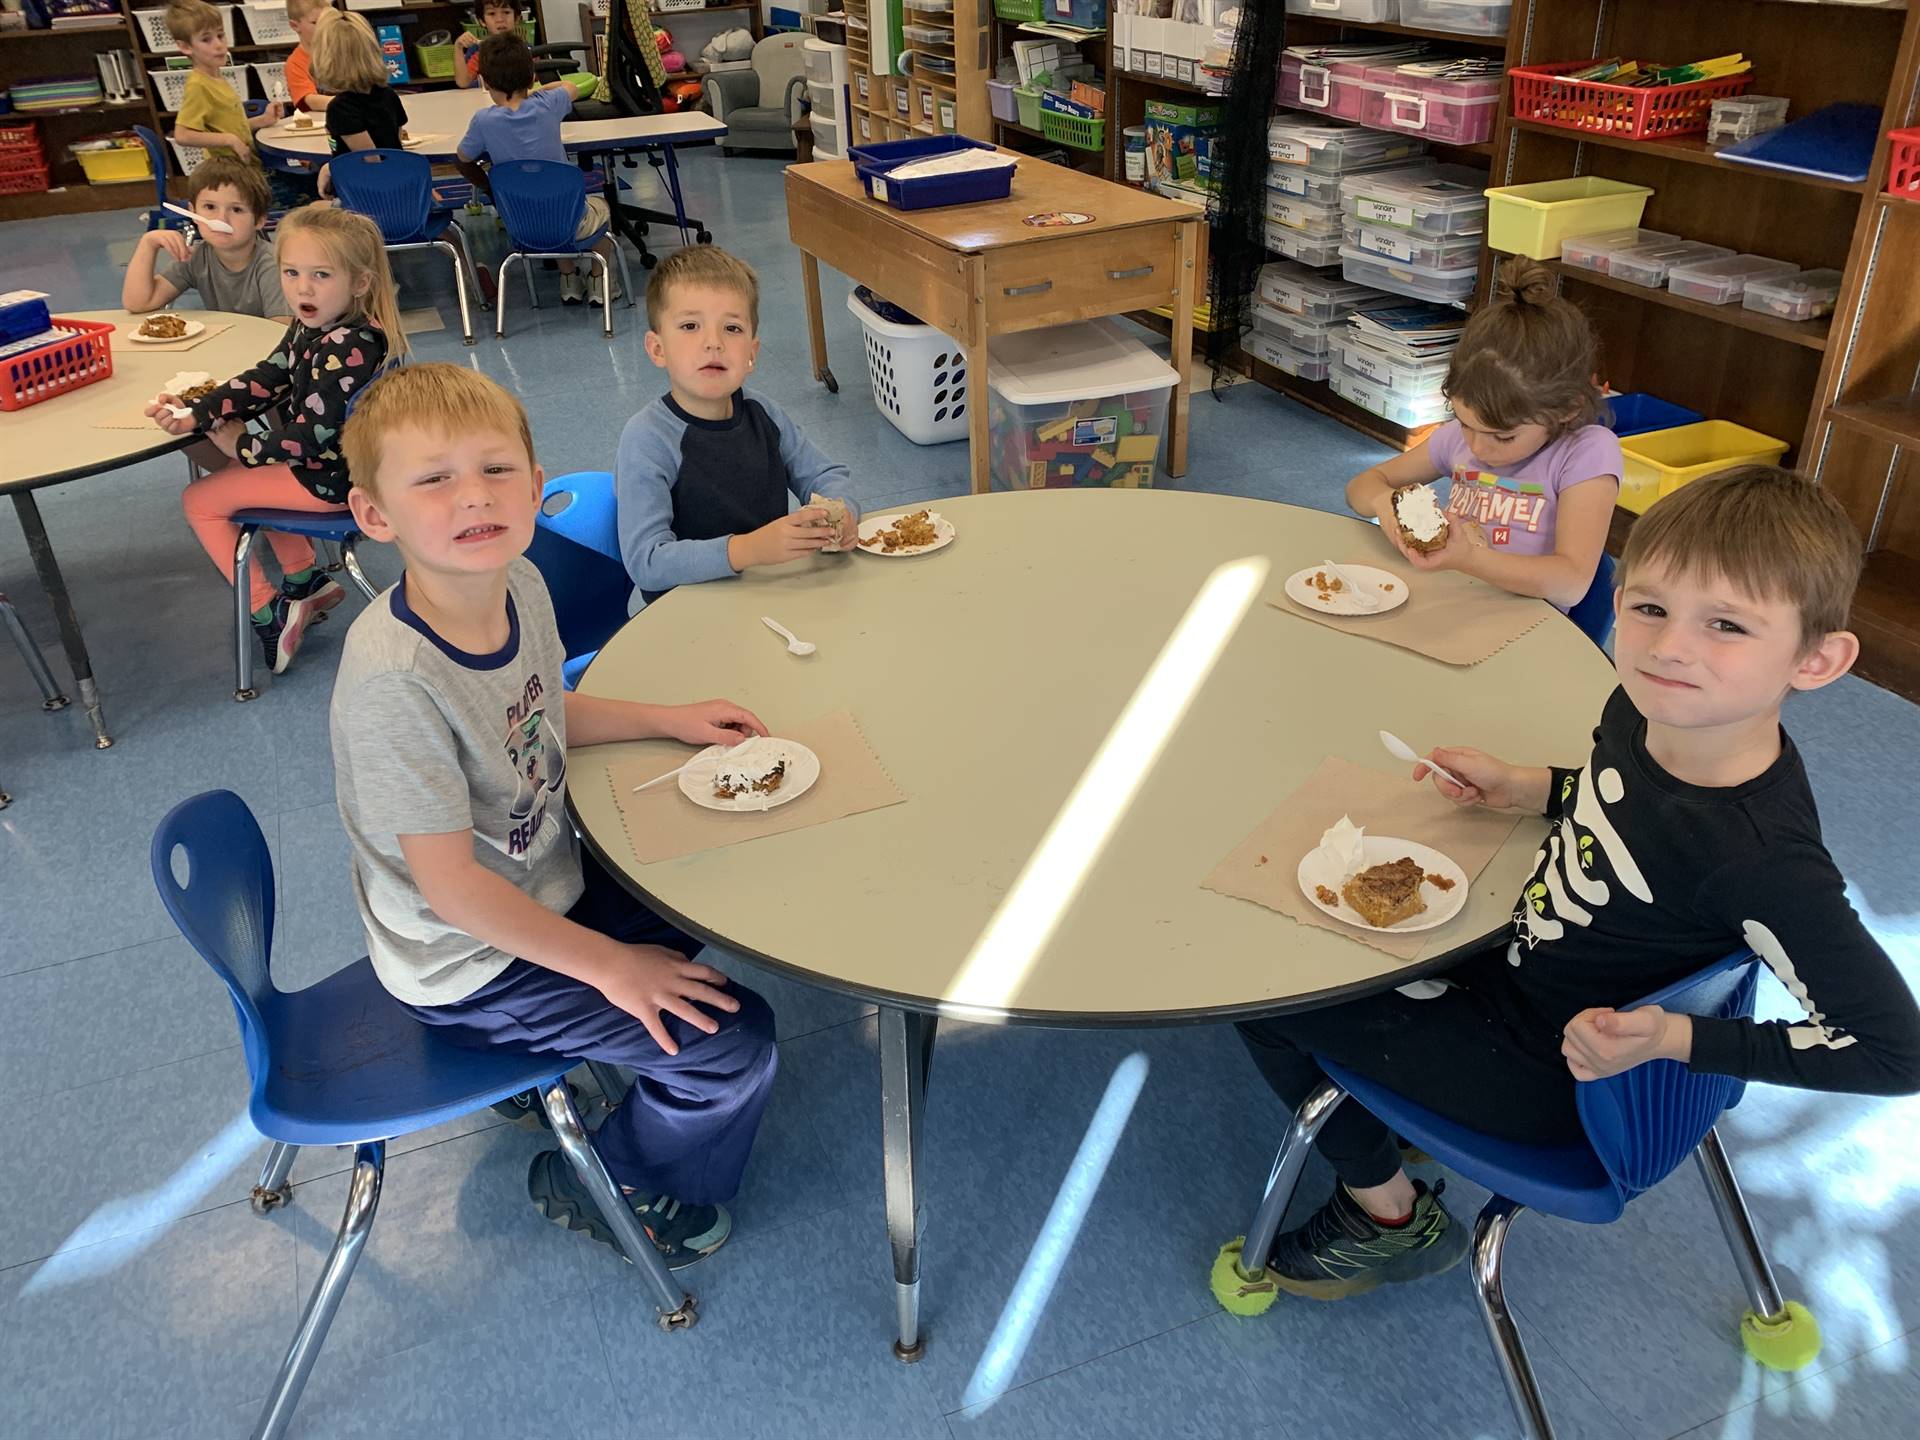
{"left": 987, "top": 15, "right": 1110, "bottom": 176}
{"left": 841, "top": 0, "right": 989, "bottom": 148}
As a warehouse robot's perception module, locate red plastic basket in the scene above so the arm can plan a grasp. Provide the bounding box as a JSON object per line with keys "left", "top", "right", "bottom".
{"left": 0, "top": 164, "right": 50, "bottom": 196}
{"left": 0, "top": 145, "right": 47, "bottom": 176}
{"left": 1509, "top": 62, "right": 1754, "bottom": 141}
{"left": 1, "top": 317, "right": 116, "bottom": 413}
{"left": 0, "top": 121, "right": 40, "bottom": 152}
{"left": 1888, "top": 127, "right": 1920, "bottom": 200}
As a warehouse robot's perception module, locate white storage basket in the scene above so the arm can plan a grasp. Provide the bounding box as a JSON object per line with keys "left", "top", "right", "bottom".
{"left": 239, "top": 3, "right": 298, "bottom": 45}
{"left": 847, "top": 289, "right": 971, "bottom": 447}
{"left": 134, "top": 6, "right": 237, "bottom": 52}
{"left": 150, "top": 64, "right": 251, "bottom": 114}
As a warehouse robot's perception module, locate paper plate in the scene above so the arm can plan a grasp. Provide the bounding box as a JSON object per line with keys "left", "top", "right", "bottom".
{"left": 678, "top": 738, "right": 820, "bottom": 814}
{"left": 1283, "top": 564, "right": 1407, "bottom": 617}
{"left": 129, "top": 319, "right": 205, "bottom": 343}
{"left": 1297, "top": 835, "right": 1469, "bottom": 934}
{"left": 856, "top": 510, "right": 954, "bottom": 558}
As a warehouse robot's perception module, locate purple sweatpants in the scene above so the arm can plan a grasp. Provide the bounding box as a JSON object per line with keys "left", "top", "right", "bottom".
{"left": 405, "top": 853, "right": 777, "bottom": 1204}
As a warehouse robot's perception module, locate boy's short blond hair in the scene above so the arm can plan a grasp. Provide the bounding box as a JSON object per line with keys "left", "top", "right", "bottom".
{"left": 166, "top": 0, "right": 222, "bottom": 42}
{"left": 342, "top": 364, "right": 535, "bottom": 500}
{"left": 185, "top": 151, "right": 270, "bottom": 217}
{"left": 644, "top": 245, "right": 759, "bottom": 333}
{"left": 311, "top": 9, "right": 389, "bottom": 93}
{"left": 1621, "top": 465, "right": 1863, "bottom": 650}
{"left": 285, "top": 0, "right": 330, "bottom": 24}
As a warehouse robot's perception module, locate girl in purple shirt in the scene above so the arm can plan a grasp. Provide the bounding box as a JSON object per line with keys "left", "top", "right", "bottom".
{"left": 1344, "top": 259, "right": 1622, "bottom": 611}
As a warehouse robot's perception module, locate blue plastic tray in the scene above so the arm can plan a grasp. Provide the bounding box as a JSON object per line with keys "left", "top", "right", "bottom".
{"left": 1604, "top": 393, "right": 1703, "bottom": 438}
{"left": 849, "top": 136, "right": 1013, "bottom": 211}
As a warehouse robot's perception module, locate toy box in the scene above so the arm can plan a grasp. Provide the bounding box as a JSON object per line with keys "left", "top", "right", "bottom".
{"left": 986, "top": 319, "right": 1178, "bottom": 491}
{"left": 378, "top": 23, "right": 410, "bottom": 84}
{"left": 1143, "top": 98, "right": 1222, "bottom": 190}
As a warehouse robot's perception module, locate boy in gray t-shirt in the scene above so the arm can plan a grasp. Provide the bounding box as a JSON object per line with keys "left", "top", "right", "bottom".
{"left": 332, "top": 363, "right": 777, "bottom": 1267}
{"left": 122, "top": 153, "right": 289, "bottom": 323}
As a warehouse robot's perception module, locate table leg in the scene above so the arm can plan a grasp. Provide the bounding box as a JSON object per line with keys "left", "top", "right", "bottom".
{"left": 799, "top": 251, "right": 836, "bottom": 394}
{"left": 1166, "top": 219, "right": 1198, "bottom": 480}
{"left": 879, "top": 1005, "right": 937, "bottom": 1362}
{"left": 965, "top": 255, "right": 991, "bottom": 495}
{"left": 10, "top": 492, "right": 111, "bottom": 749}
{"left": 658, "top": 143, "right": 700, "bottom": 246}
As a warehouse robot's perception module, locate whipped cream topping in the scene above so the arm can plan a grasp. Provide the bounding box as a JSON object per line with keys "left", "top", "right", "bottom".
{"left": 1315, "top": 815, "right": 1367, "bottom": 882}
{"left": 713, "top": 736, "right": 785, "bottom": 790}
{"left": 1395, "top": 484, "right": 1448, "bottom": 543}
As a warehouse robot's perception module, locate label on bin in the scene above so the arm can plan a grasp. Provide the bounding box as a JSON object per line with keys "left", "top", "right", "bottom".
{"left": 1072, "top": 416, "right": 1119, "bottom": 447}
{"left": 871, "top": 178, "right": 889, "bottom": 202}
{"left": 1345, "top": 349, "right": 1391, "bottom": 384}
{"left": 1357, "top": 197, "right": 1412, "bottom": 227}
{"left": 1359, "top": 228, "right": 1415, "bottom": 262}
{"left": 1269, "top": 139, "right": 1307, "bottom": 165}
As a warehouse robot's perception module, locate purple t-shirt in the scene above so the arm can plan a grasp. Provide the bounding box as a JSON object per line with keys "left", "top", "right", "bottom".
{"left": 457, "top": 85, "right": 573, "bottom": 166}
{"left": 1426, "top": 420, "right": 1622, "bottom": 558}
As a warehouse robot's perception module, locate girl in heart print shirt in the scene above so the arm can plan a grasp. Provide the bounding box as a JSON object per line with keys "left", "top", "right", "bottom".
{"left": 151, "top": 206, "right": 407, "bottom": 677}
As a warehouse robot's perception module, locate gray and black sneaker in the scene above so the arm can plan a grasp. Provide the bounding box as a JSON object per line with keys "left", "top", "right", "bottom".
{"left": 526, "top": 1148, "right": 732, "bottom": 1270}
{"left": 1266, "top": 1178, "right": 1467, "bottom": 1301}
{"left": 253, "top": 593, "right": 315, "bottom": 675}
{"left": 281, "top": 570, "right": 345, "bottom": 619}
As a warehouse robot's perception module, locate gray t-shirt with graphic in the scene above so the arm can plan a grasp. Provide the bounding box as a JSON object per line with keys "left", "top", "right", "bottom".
{"left": 330, "top": 558, "right": 583, "bottom": 1005}
{"left": 160, "top": 239, "right": 285, "bottom": 318}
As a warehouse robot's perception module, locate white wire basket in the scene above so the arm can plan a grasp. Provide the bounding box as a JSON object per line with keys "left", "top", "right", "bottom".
{"left": 134, "top": 6, "right": 238, "bottom": 53}
{"left": 149, "top": 64, "right": 251, "bottom": 114}
{"left": 238, "top": 3, "right": 298, "bottom": 45}
{"left": 253, "top": 61, "right": 288, "bottom": 104}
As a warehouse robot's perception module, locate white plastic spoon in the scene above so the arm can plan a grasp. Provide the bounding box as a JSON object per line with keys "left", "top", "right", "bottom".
{"left": 761, "top": 616, "right": 816, "bottom": 657}
{"left": 1380, "top": 729, "right": 1467, "bottom": 791}
{"left": 633, "top": 759, "right": 701, "bottom": 795}
{"left": 162, "top": 202, "right": 233, "bottom": 234}
{"left": 1321, "top": 558, "right": 1383, "bottom": 611}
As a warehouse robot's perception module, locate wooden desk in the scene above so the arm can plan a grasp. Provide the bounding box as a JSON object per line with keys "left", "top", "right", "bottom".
{"left": 784, "top": 158, "right": 1203, "bottom": 494}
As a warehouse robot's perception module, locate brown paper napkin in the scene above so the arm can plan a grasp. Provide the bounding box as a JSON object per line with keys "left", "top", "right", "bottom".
{"left": 1271, "top": 563, "right": 1550, "bottom": 667}
{"left": 92, "top": 408, "right": 175, "bottom": 431}
{"left": 115, "top": 321, "right": 234, "bottom": 354}
{"left": 607, "top": 709, "right": 906, "bottom": 864}
{"left": 1203, "top": 755, "right": 1524, "bottom": 961}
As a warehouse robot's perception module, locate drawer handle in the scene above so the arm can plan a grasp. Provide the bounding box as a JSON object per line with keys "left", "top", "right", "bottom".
{"left": 1003, "top": 281, "right": 1053, "bottom": 297}
{"left": 1108, "top": 265, "right": 1155, "bottom": 281}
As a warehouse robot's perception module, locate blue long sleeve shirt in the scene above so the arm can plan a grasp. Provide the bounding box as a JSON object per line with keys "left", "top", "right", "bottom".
{"left": 614, "top": 390, "right": 854, "bottom": 608}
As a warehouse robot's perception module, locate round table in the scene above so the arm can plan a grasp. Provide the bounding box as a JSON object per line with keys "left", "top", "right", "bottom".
{"left": 2, "top": 309, "right": 287, "bottom": 746}
{"left": 253, "top": 91, "right": 726, "bottom": 162}
{"left": 567, "top": 488, "right": 1617, "bottom": 1356}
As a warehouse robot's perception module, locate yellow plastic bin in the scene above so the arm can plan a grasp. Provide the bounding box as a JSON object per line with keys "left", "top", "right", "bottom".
{"left": 1618, "top": 421, "right": 1789, "bottom": 514}
{"left": 74, "top": 143, "right": 153, "bottom": 185}
{"left": 1485, "top": 176, "right": 1654, "bottom": 260}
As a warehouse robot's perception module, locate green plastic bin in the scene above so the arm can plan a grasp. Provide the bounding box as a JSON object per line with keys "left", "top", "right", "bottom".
{"left": 1041, "top": 108, "right": 1105, "bottom": 152}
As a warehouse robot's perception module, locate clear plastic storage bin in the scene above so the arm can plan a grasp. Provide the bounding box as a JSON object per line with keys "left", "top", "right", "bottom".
{"left": 1560, "top": 227, "right": 1678, "bottom": 274}
{"left": 1359, "top": 64, "right": 1502, "bottom": 146}
{"left": 1331, "top": 363, "right": 1454, "bottom": 428}
{"left": 1266, "top": 224, "right": 1346, "bottom": 268}
{"left": 1245, "top": 331, "right": 1333, "bottom": 382}
{"left": 1340, "top": 163, "right": 1487, "bottom": 236}
{"left": 1707, "top": 95, "right": 1788, "bottom": 146}
{"left": 1257, "top": 260, "right": 1391, "bottom": 322}
{"left": 1340, "top": 245, "right": 1477, "bottom": 304}
{"left": 1665, "top": 255, "right": 1798, "bottom": 306}
{"left": 1608, "top": 239, "right": 1736, "bottom": 289}
{"left": 1266, "top": 165, "right": 1346, "bottom": 205}
{"left": 1268, "top": 117, "right": 1428, "bottom": 174}
{"left": 1277, "top": 53, "right": 1373, "bottom": 122}
{"left": 1342, "top": 218, "right": 1483, "bottom": 272}
{"left": 1330, "top": 334, "right": 1452, "bottom": 395}
{"left": 1252, "top": 302, "right": 1343, "bottom": 359}
{"left": 1399, "top": 0, "right": 1511, "bottom": 35}
{"left": 1286, "top": 0, "right": 1400, "bottom": 18}
{"left": 1264, "top": 193, "right": 1345, "bottom": 237}
{"left": 1742, "top": 268, "right": 1843, "bottom": 322}
{"left": 986, "top": 319, "right": 1179, "bottom": 491}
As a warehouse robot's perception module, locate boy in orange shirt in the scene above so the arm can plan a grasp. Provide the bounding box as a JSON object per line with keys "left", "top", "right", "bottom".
{"left": 283, "top": 0, "right": 333, "bottom": 113}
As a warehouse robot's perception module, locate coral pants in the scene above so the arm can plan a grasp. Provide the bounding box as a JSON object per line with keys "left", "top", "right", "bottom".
{"left": 181, "top": 461, "right": 348, "bottom": 613}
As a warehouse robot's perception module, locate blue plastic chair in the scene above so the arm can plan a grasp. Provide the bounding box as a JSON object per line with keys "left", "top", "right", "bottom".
{"left": 526, "top": 470, "right": 632, "bottom": 689}
{"left": 329, "top": 149, "right": 480, "bottom": 345}
{"left": 489, "top": 158, "right": 635, "bottom": 339}
{"left": 1567, "top": 550, "right": 1617, "bottom": 650}
{"left": 150, "top": 790, "right": 697, "bottom": 1440}
{"left": 131, "top": 124, "right": 176, "bottom": 232}
{"left": 1214, "top": 952, "right": 1820, "bottom": 1440}
{"left": 228, "top": 510, "right": 378, "bottom": 702}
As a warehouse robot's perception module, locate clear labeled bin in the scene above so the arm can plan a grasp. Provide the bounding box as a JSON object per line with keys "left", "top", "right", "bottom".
{"left": 1665, "top": 255, "right": 1798, "bottom": 306}
{"left": 1330, "top": 334, "right": 1452, "bottom": 395}
{"left": 1399, "top": 0, "right": 1510, "bottom": 35}
{"left": 1608, "top": 239, "right": 1737, "bottom": 289}
{"left": 1618, "top": 420, "right": 1789, "bottom": 514}
{"left": 1340, "top": 163, "right": 1488, "bottom": 236}
{"left": 1268, "top": 117, "right": 1427, "bottom": 174}
{"left": 1331, "top": 362, "right": 1454, "bottom": 428}
{"left": 1742, "top": 268, "right": 1843, "bottom": 322}
{"left": 1245, "top": 330, "right": 1333, "bottom": 382}
{"left": 1266, "top": 224, "right": 1345, "bottom": 268}
{"left": 1257, "top": 259, "right": 1391, "bottom": 322}
{"left": 1483, "top": 176, "right": 1653, "bottom": 260}
{"left": 1252, "top": 302, "right": 1343, "bottom": 358}
{"left": 1560, "top": 227, "right": 1679, "bottom": 274}
{"left": 1358, "top": 64, "right": 1502, "bottom": 146}
{"left": 986, "top": 319, "right": 1179, "bottom": 491}
{"left": 1267, "top": 165, "right": 1347, "bottom": 206}
{"left": 1285, "top": 0, "right": 1400, "bottom": 19}
{"left": 1340, "top": 245, "right": 1478, "bottom": 305}
{"left": 1264, "top": 192, "right": 1345, "bottom": 237}
{"left": 1342, "top": 217, "right": 1483, "bottom": 273}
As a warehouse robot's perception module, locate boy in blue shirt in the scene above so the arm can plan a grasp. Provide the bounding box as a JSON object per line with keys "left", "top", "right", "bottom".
{"left": 616, "top": 245, "right": 860, "bottom": 607}
{"left": 455, "top": 33, "right": 615, "bottom": 305}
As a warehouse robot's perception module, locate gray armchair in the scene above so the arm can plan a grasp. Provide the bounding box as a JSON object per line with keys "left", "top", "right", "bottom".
{"left": 703, "top": 34, "right": 810, "bottom": 156}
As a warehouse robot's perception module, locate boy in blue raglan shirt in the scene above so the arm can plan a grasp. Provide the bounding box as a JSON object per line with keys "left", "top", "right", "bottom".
{"left": 615, "top": 246, "right": 859, "bottom": 608}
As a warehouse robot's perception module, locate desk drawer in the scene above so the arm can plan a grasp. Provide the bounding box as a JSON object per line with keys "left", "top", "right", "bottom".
{"left": 983, "top": 224, "right": 1183, "bottom": 331}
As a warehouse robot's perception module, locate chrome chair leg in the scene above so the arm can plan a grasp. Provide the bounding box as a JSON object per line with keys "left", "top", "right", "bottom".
{"left": 1, "top": 591, "right": 69, "bottom": 710}
{"left": 525, "top": 253, "right": 539, "bottom": 309}
{"left": 252, "top": 1141, "right": 297, "bottom": 1213}
{"left": 340, "top": 536, "right": 378, "bottom": 603}
{"left": 495, "top": 253, "right": 516, "bottom": 338}
{"left": 233, "top": 526, "right": 258, "bottom": 702}
{"left": 598, "top": 254, "right": 612, "bottom": 338}
{"left": 446, "top": 218, "right": 490, "bottom": 312}
{"left": 251, "top": 1141, "right": 384, "bottom": 1440}
{"left": 435, "top": 238, "right": 475, "bottom": 346}
{"left": 540, "top": 1080, "right": 696, "bottom": 1329}
{"left": 1695, "top": 1127, "right": 1787, "bottom": 1322}
{"left": 1237, "top": 1080, "right": 1347, "bottom": 1284}
{"left": 1471, "top": 1195, "right": 1554, "bottom": 1440}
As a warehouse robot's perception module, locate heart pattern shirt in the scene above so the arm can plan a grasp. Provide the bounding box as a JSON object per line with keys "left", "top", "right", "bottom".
{"left": 187, "top": 321, "right": 391, "bottom": 503}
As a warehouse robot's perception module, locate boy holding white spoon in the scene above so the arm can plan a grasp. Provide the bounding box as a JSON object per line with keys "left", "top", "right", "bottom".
{"left": 122, "top": 154, "right": 289, "bottom": 324}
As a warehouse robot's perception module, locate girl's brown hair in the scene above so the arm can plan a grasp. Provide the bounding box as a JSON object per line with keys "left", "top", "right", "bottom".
{"left": 274, "top": 206, "right": 411, "bottom": 360}
{"left": 310, "top": 9, "right": 389, "bottom": 93}
{"left": 1443, "top": 258, "right": 1603, "bottom": 437}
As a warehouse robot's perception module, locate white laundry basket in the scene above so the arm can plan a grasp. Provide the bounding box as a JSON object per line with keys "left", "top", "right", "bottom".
{"left": 846, "top": 288, "right": 970, "bottom": 446}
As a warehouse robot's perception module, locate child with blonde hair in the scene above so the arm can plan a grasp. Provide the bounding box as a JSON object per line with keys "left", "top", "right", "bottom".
{"left": 1344, "top": 258, "right": 1622, "bottom": 610}
{"left": 148, "top": 206, "right": 407, "bottom": 674}
{"left": 311, "top": 9, "right": 406, "bottom": 197}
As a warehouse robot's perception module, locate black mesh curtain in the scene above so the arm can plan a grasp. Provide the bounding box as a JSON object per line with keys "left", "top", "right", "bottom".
{"left": 1204, "top": 2, "right": 1289, "bottom": 373}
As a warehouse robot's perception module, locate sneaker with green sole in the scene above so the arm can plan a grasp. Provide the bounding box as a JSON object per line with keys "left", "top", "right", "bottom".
{"left": 526, "top": 1148, "right": 731, "bottom": 1270}
{"left": 1266, "top": 1178, "right": 1467, "bottom": 1301}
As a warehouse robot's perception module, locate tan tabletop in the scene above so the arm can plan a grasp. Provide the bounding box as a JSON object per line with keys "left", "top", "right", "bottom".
{"left": 570, "top": 489, "right": 1618, "bottom": 1025}
{"left": 1, "top": 310, "right": 287, "bottom": 494}
{"left": 784, "top": 156, "right": 1204, "bottom": 497}
{"left": 254, "top": 91, "right": 726, "bottom": 161}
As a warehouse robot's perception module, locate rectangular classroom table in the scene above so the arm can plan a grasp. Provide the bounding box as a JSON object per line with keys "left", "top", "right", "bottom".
{"left": 784, "top": 156, "right": 1204, "bottom": 494}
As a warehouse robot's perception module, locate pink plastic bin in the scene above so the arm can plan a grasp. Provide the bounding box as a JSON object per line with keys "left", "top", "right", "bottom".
{"left": 1359, "top": 66, "right": 1502, "bottom": 146}
{"left": 1278, "top": 54, "right": 1372, "bottom": 122}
